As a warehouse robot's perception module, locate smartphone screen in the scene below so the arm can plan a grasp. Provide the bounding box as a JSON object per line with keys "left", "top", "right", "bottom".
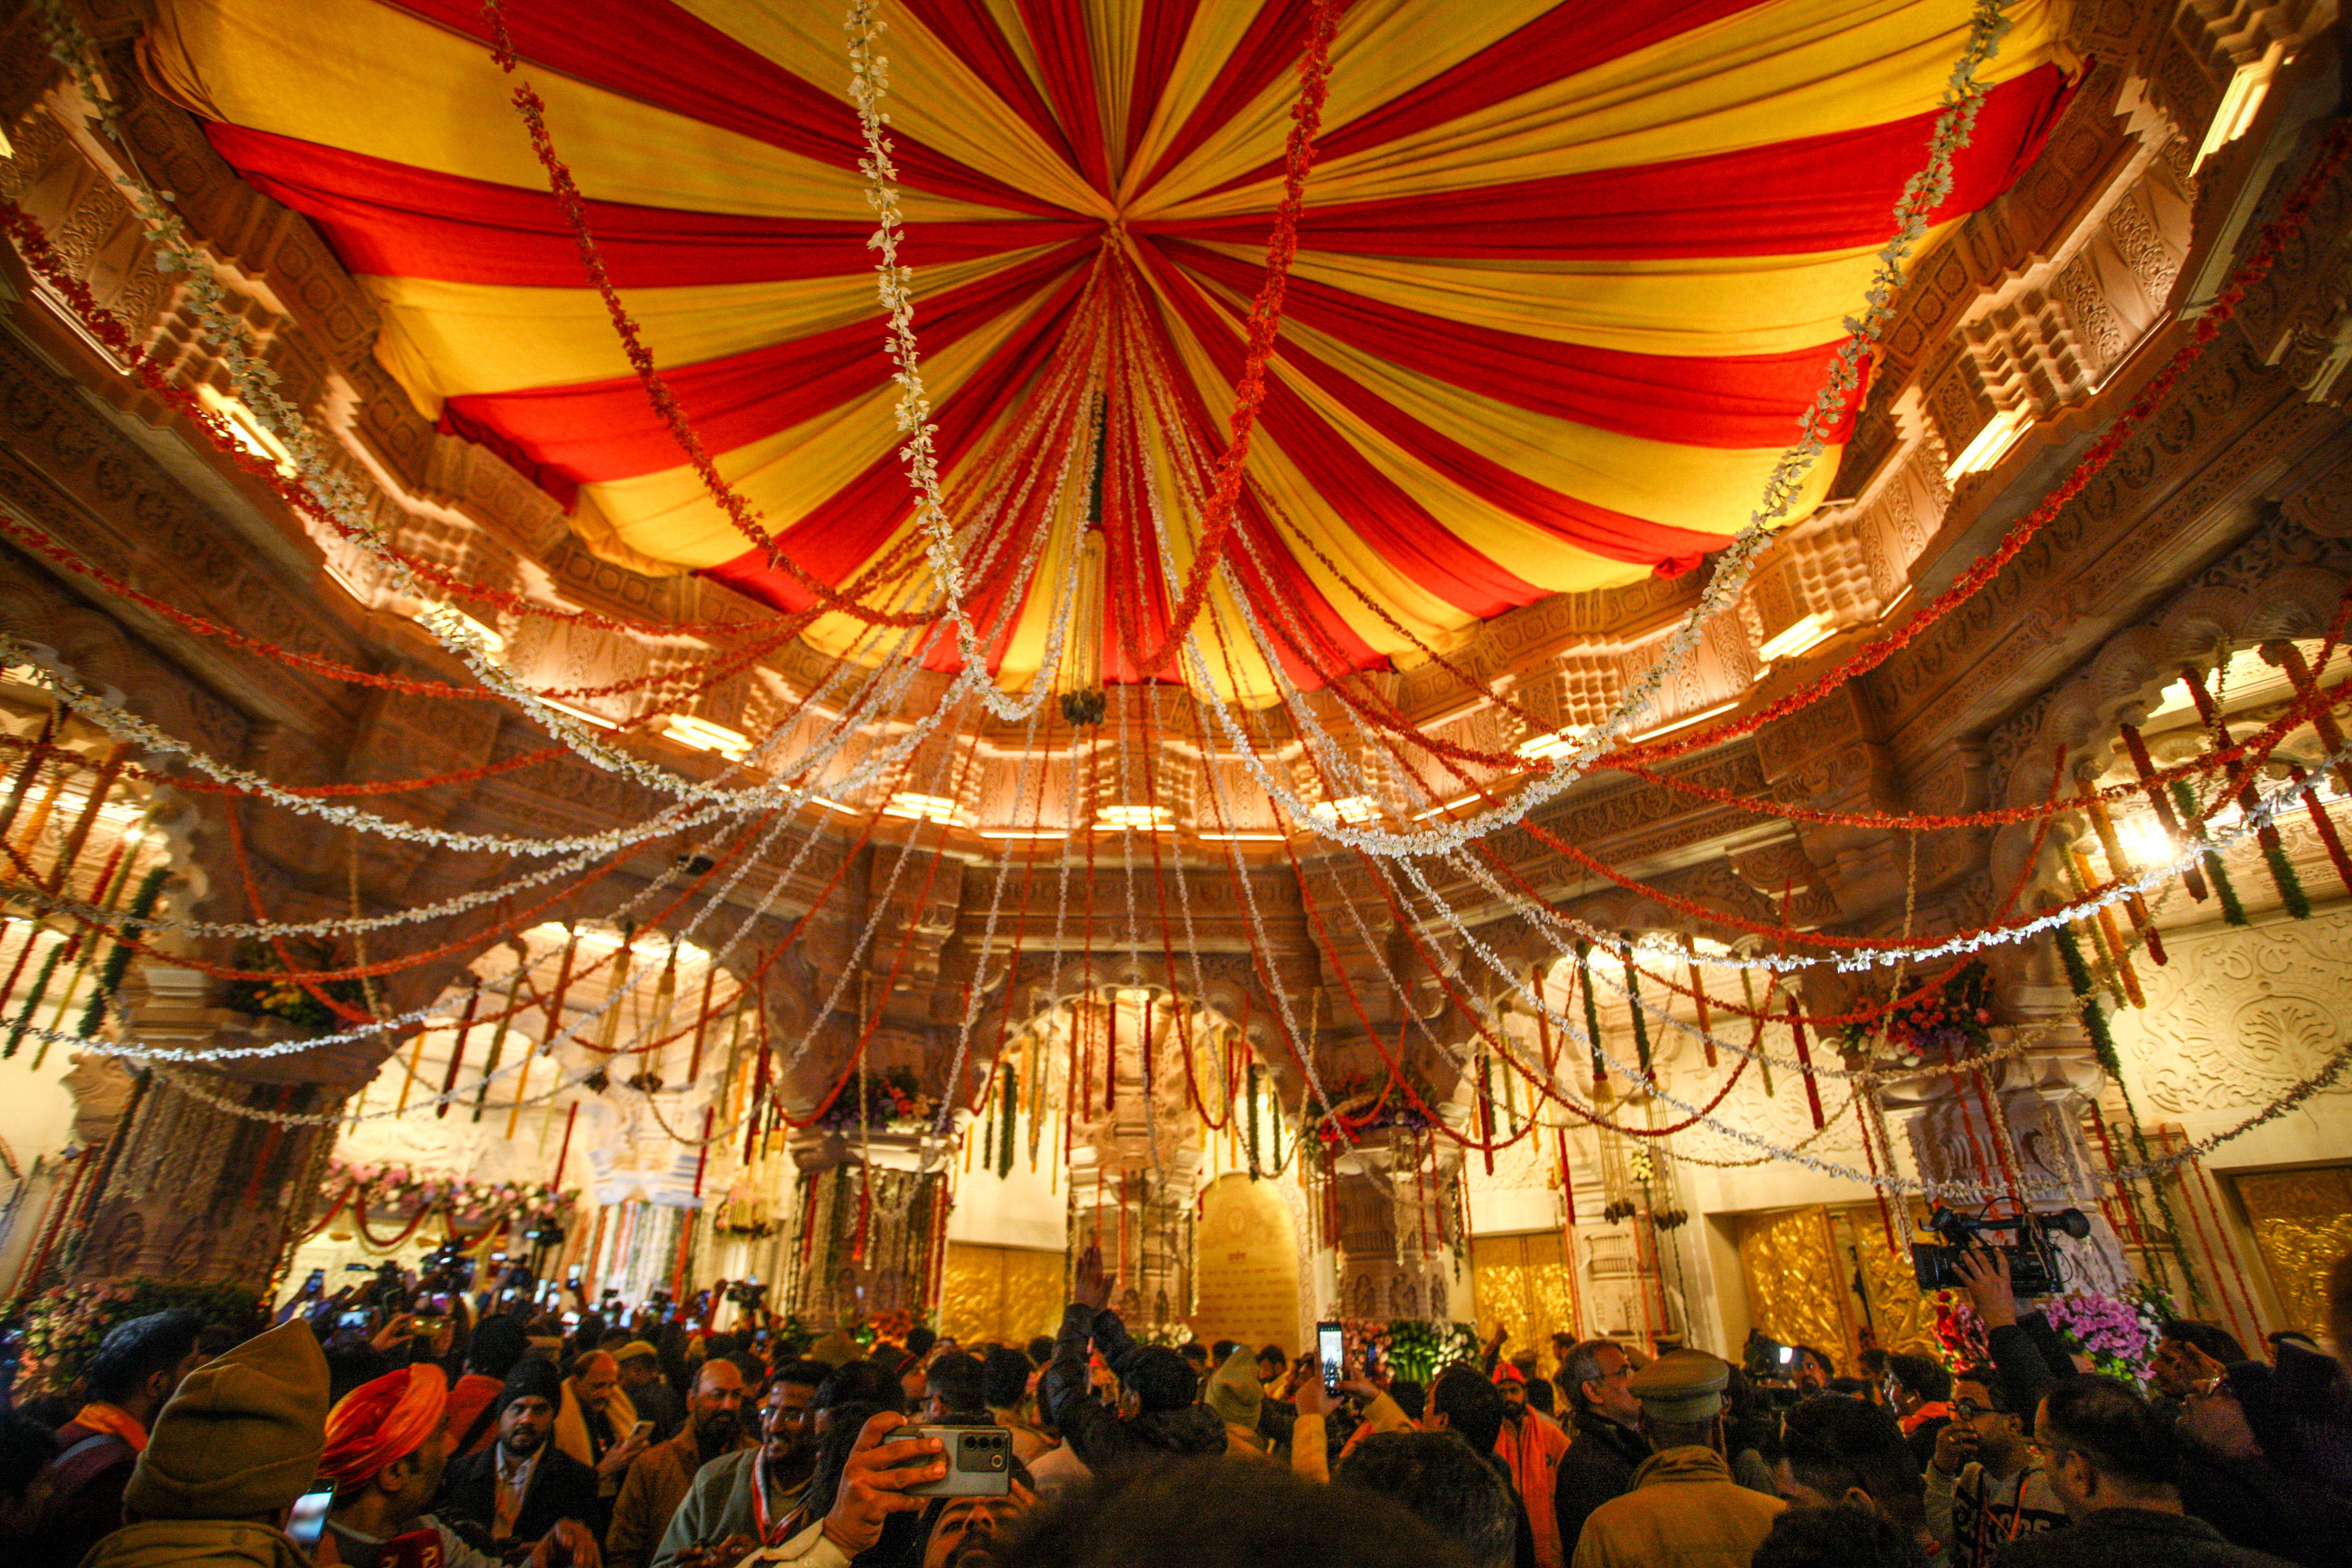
{"left": 1317, "top": 1320, "right": 1344, "bottom": 1393}
{"left": 632, "top": 1419, "right": 654, "bottom": 1441}
{"left": 286, "top": 1487, "right": 333, "bottom": 1547}
{"left": 303, "top": 1269, "right": 325, "bottom": 1293}
{"left": 567, "top": 1265, "right": 583, "bottom": 1287}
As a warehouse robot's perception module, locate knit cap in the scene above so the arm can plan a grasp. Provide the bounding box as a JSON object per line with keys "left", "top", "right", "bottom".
{"left": 498, "top": 1355, "right": 564, "bottom": 1417}
{"left": 122, "top": 1319, "right": 329, "bottom": 1520}
{"left": 1207, "top": 1347, "right": 1265, "bottom": 1429}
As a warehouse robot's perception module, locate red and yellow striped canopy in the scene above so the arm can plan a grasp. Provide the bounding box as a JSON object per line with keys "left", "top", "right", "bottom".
{"left": 145, "top": 0, "right": 2072, "bottom": 698}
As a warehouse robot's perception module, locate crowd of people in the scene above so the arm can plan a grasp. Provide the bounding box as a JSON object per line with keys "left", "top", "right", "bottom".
{"left": 1, "top": 1244, "right": 2347, "bottom": 1568}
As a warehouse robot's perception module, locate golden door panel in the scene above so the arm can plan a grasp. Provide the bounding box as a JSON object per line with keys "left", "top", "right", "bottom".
{"left": 1837, "top": 1203, "right": 1940, "bottom": 1358}
{"left": 1471, "top": 1231, "right": 1581, "bottom": 1347}
{"left": 938, "top": 1242, "right": 1068, "bottom": 1346}
{"left": 2234, "top": 1166, "right": 2352, "bottom": 1340}
{"left": 1738, "top": 1206, "right": 1857, "bottom": 1370}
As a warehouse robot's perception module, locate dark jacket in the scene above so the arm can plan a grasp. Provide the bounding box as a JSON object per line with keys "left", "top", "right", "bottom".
{"left": 28, "top": 1415, "right": 138, "bottom": 1568}
{"left": 1553, "top": 1408, "right": 1651, "bottom": 1555}
{"left": 1040, "top": 1304, "right": 1224, "bottom": 1471}
{"left": 2176, "top": 1437, "right": 2352, "bottom": 1568}
{"left": 434, "top": 1439, "right": 602, "bottom": 1549}
{"left": 1991, "top": 1507, "right": 2298, "bottom": 1568}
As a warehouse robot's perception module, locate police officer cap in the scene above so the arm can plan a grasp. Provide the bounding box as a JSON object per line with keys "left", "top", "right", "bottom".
{"left": 1627, "top": 1348, "right": 1729, "bottom": 1423}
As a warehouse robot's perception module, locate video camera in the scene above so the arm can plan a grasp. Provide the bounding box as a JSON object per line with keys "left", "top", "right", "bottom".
{"left": 1910, "top": 1206, "right": 2091, "bottom": 1298}
{"left": 724, "top": 1276, "right": 768, "bottom": 1310}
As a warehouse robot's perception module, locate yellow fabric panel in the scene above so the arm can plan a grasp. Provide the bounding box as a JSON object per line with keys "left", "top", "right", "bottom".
{"left": 362, "top": 246, "right": 1048, "bottom": 402}
{"left": 677, "top": 0, "right": 1110, "bottom": 218}
{"left": 1235, "top": 229, "right": 1955, "bottom": 357}
{"left": 1115, "top": 1, "right": 1266, "bottom": 206}
{"left": 144, "top": 0, "right": 995, "bottom": 222}
{"left": 1089, "top": 0, "right": 1144, "bottom": 187}
{"left": 1144, "top": 279, "right": 1482, "bottom": 668}
{"left": 1128, "top": 412, "right": 1292, "bottom": 705}
{"left": 582, "top": 291, "right": 1051, "bottom": 570}
{"left": 1142, "top": 0, "right": 2063, "bottom": 220}
{"left": 1224, "top": 282, "right": 1835, "bottom": 539}
{"left": 1129, "top": 0, "right": 1557, "bottom": 213}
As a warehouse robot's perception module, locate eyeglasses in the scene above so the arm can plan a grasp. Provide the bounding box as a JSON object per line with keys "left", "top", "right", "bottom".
{"left": 2188, "top": 1373, "right": 2233, "bottom": 1401}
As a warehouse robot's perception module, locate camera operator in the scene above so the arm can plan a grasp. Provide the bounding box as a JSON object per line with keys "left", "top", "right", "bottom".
{"left": 1949, "top": 1250, "right": 2077, "bottom": 1419}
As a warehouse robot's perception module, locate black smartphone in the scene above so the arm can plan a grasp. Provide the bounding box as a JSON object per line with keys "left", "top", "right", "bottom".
{"left": 567, "top": 1264, "right": 583, "bottom": 1288}
{"left": 302, "top": 1268, "right": 325, "bottom": 1295}
{"left": 1317, "top": 1320, "right": 1344, "bottom": 1394}
{"left": 286, "top": 1486, "right": 334, "bottom": 1547}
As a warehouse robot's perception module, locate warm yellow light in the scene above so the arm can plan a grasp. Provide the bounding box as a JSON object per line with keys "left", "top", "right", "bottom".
{"left": 417, "top": 605, "right": 506, "bottom": 658}
{"left": 1517, "top": 727, "right": 1591, "bottom": 763}
{"left": 1628, "top": 699, "right": 1740, "bottom": 743}
{"left": 1096, "top": 804, "right": 1173, "bottom": 833}
{"left": 885, "top": 791, "right": 967, "bottom": 825}
{"left": 1757, "top": 612, "right": 1835, "bottom": 663}
{"left": 196, "top": 384, "right": 296, "bottom": 476}
{"left": 539, "top": 697, "right": 617, "bottom": 731}
{"left": 1198, "top": 830, "right": 1287, "bottom": 842}
{"left": 2194, "top": 54, "right": 2278, "bottom": 173}
{"left": 1308, "top": 795, "right": 1377, "bottom": 825}
{"left": 665, "top": 714, "right": 749, "bottom": 759}
{"left": 1944, "top": 406, "right": 2031, "bottom": 480}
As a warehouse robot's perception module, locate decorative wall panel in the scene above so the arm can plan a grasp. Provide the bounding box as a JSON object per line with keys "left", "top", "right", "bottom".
{"left": 1738, "top": 1207, "right": 1857, "bottom": 1369}
{"left": 1471, "top": 1232, "right": 1582, "bottom": 1348}
{"left": 2233, "top": 1166, "right": 2352, "bottom": 1340}
{"left": 1189, "top": 1174, "right": 1305, "bottom": 1355}
{"left": 938, "top": 1242, "right": 1067, "bottom": 1348}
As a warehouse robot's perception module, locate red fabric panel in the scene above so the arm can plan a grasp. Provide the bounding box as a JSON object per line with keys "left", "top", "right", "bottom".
{"left": 443, "top": 240, "right": 1091, "bottom": 483}
{"left": 1138, "top": 247, "right": 1544, "bottom": 619}
{"left": 437, "top": 403, "right": 579, "bottom": 510}
{"left": 1123, "top": 0, "right": 1202, "bottom": 170}
{"left": 701, "top": 270, "right": 1093, "bottom": 618}
{"left": 385, "top": 0, "right": 1058, "bottom": 214}
{"left": 1110, "top": 307, "right": 1381, "bottom": 688}
{"left": 1164, "top": 237, "right": 1846, "bottom": 449}
{"left": 898, "top": 0, "right": 1087, "bottom": 180}
{"left": 203, "top": 124, "right": 1080, "bottom": 287}
{"left": 1016, "top": 0, "right": 1113, "bottom": 196}
{"left": 1132, "top": 0, "right": 1327, "bottom": 196}
{"left": 1235, "top": 0, "right": 1766, "bottom": 187}
{"left": 1145, "top": 244, "right": 1731, "bottom": 566}
{"left": 1145, "top": 63, "right": 2072, "bottom": 259}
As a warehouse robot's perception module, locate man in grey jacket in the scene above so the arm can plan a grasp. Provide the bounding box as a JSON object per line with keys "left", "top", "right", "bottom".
{"left": 650, "top": 1407, "right": 942, "bottom": 1568}
{"left": 651, "top": 1369, "right": 828, "bottom": 1567}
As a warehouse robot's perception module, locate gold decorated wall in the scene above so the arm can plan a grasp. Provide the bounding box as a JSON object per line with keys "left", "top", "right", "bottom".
{"left": 938, "top": 1242, "right": 1067, "bottom": 1347}
{"left": 1738, "top": 1207, "right": 1857, "bottom": 1370}
{"left": 2234, "top": 1166, "right": 2352, "bottom": 1339}
{"left": 1471, "top": 1232, "right": 1581, "bottom": 1346}
{"left": 1189, "top": 1174, "right": 1304, "bottom": 1353}
{"left": 1838, "top": 1205, "right": 1941, "bottom": 1357}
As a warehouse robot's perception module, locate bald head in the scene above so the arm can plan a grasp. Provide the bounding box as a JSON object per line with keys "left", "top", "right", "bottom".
{"left": 690, "top": 1355, "right": 747, "bottom": 1449}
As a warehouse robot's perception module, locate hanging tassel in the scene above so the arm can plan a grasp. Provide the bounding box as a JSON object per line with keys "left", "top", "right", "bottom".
{"left": 1576, "top": 941, "right": 1606, "bottom": 1091}
{"left": 2184, "top": 664, "right": 2311, "bottom": 918}
{"left": 77, "top": 864, "right": 168, "bottom": 1036}
{"left": 552, "top": 1101, "right": 579, "bottom": 1191}
{"left": 998, "top": 1061, "right": 1018, "bottom": 1180}
{"left": 2079, "top": 779, "right": 2166, "bottom": 965}
{"left": 1477, "top": 1048, "right": 1496, "bottom": 1175}
{"left": 1621, "top": 939, "right": 1652, "bottom": 1081}
{"left": 1786, "top": 998, "right": 1825, "bottom": 1130}
{"left": 1738, "top": 967, "right": 1775, "bottom": 1096}
{"left": 2053, "top": 918, "right": 2124, "bottom": 1079}
{"left": 2064, "top": 848, "right": 2139, "bottom": 1008}
{"left": 471, "top": 999, "right": 513, "bottom": 1123}
{"left": 1245, "top": 1061, "right": 1261, "bottom": 1178}
{"left": 1555, "top": 1124, "right": 1576, "bottom": 1225}
{"left": 2167, "top": 780, "right": 2248, "bottom": 924}
{"left": 686, "top": 960, "right": 716, "bottom": 1085}
{"left": 436, "top": 978, "right": 482, "bottom": 1119}
{"left": 596, "top": 929, "right": 637, "bottom": 1052}
{"left": 2264, "top": 640, "right": 2352, "bottom": 801}
{"left": 1684, "top": 936, "right": 1718, "bottom": 1067}
{"left": 2290, "top": 765, "right": 2352, "bottom": 896}
{"left": 1104, "top": 991, "right": 1118, "bottom": 1111}
{"left": 2121, "top": 725, "right": 2207, "bottom": 901}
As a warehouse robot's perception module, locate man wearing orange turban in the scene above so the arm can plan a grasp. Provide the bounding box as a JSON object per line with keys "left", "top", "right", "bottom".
{"left": 319, "top": 1366, "right": 598, "bottom": 1568}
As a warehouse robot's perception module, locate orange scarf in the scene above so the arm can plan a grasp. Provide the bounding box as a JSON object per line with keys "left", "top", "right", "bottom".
{"left": 71, "top": 1402, "right": 149, "bottom": 1453}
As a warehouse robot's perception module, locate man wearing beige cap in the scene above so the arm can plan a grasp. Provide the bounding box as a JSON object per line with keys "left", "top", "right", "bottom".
{"left": 79, "top": 1319, "right": 330, "bottom": 1568}
{"left": 1569, "top": 1348, "right": 1785, "bottom": 1568}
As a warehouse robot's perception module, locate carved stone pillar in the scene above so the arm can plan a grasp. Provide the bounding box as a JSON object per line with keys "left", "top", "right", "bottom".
{"left": 1063, "top": 989, "right": 1204, "bottom": 1338}
{"left": 1880, "top": 1035, "right": 2136, "bottom": 1301}
{"left": 785, "top": 1126, "right": 955, "bottom": 1328}
{"left": 1329, "top": 1130, "right": 1463, "bottom": 1323}
{"left": 58, "top": 961, "right": 368, "bottom": 1295}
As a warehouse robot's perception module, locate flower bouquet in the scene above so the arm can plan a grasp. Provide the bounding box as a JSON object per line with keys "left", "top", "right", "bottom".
{"left": 1305, "top": 1074, "right": 1437, "bottom": 1149}
{"left": 222, "top": 940, "right": 369, "bottom": 1032}
{"left": 816, "top": 1067, "right": 935, "bottom": 1133}
{"left": 1844, "top": 959, "right": 1996, "bottom": 1060}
